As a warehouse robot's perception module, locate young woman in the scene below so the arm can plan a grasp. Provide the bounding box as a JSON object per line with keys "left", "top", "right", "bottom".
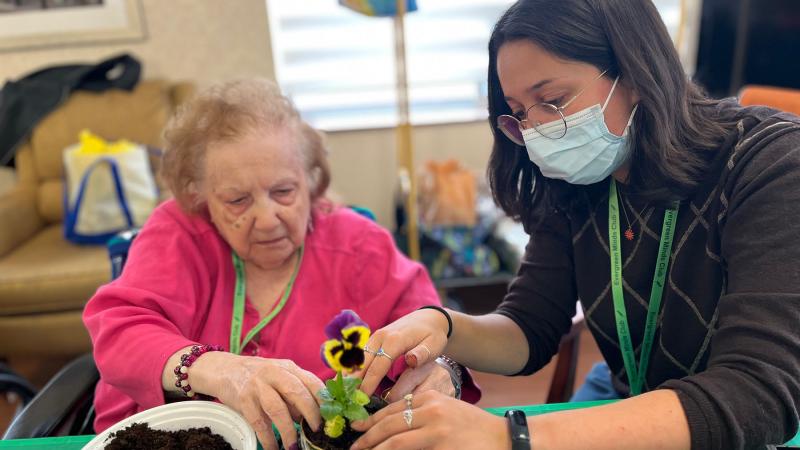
{"left": 354, "top": 0, "right": 800, "bottom": 449}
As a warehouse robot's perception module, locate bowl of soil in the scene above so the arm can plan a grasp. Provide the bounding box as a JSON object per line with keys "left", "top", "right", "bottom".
{"left": 82, "top": 401, "right": 257, "bottom": 450}
{"left": 299, "top": 396, "right": 387, "bottom": 450}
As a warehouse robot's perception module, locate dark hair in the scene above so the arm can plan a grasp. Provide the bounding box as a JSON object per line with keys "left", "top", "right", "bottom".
{"left": 487, "top": 0, "right": 736, "bottom": 223}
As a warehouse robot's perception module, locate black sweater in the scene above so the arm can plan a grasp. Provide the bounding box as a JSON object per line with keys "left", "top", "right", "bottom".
{"left": 496, "top": 101, "right": 800, "bottom": 449}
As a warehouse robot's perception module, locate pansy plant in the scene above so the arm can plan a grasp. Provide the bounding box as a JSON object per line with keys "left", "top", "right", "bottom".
{"left": 318, "top": 310, "right": 372, "bottom": 438}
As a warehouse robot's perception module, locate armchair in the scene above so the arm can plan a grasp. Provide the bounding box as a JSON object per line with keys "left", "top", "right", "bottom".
{"left": 0, "top": 80, "right": 194, "bottom": 358}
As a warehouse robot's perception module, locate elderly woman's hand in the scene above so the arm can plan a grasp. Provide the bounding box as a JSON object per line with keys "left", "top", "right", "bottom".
{"left": 383, "top": 359, "right": 457, "bottom": 402}
{"left": 188, "top": 351, "right": 324, "bottom": 450}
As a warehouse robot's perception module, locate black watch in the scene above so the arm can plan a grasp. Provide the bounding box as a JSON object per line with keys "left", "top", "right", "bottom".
{"left": 504, "top": 409, "right": 531, "bottom": 450}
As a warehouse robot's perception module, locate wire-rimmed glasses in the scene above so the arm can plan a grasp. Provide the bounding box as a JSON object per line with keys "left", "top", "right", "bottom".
{"left": 497, "top": 69, "right": 609, "bottom": 145}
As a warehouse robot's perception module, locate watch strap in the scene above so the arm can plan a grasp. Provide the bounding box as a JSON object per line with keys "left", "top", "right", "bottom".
{"left": 504, "top": 409, "right": 531, "bottom": 450}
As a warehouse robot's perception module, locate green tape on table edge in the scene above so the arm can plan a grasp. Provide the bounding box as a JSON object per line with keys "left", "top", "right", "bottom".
{"left": 0, "top": 435, "right": 92, "bottom": 448}
{"left": 487, "top": 401, "right": 800, "bottom": 447}
{"left": 2, "top": 401, "right": 797, "bottom": 448}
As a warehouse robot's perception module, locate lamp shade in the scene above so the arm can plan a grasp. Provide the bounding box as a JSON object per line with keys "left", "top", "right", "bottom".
{"left": 338, "top": 0, "right": 417, "bottom": 17}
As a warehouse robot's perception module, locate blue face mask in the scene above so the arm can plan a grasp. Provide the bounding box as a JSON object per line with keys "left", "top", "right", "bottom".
{"left": 522, "top": 77, "right": 637, "bottom": 185}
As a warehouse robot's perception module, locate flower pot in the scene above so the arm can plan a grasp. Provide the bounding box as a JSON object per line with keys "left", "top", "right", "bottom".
{"left": 299, "top": 427, "right": 326, "bottom": 450}
{"left": 300, "top": 396, "right": 387, "bottom": 450}
{"left": 83, "top": 401, "right": 257, "bottom": 450}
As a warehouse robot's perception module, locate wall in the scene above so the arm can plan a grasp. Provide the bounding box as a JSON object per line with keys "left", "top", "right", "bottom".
{"left": 0, "top": 0, "right": 275, "bottom": 89}
{"left": 1, "top": 0, "right": 494, "bottom": 227}
{"left": 326, "top": 122, "right": 494, "bottom": 227}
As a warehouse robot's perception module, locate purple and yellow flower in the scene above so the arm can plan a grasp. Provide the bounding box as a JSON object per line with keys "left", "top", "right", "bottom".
{"left": 321, "top": 310, "right": 371, "bottom": 372}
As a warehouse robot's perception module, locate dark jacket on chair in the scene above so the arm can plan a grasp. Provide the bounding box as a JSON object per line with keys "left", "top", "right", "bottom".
{"left": 0, "top": 53, "right": 141, "bottom": 166}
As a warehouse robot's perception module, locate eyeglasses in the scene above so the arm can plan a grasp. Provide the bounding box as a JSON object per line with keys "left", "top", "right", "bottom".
{"left": 497, "top": 69, "right": 609, "bottom": 145}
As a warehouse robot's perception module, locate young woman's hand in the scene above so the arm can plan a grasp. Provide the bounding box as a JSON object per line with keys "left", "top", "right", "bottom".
{"left": 350, "top": 390, "right": 508, "bottom": 450}
{"left": 358, "top": 308, "right": 451, "bottom": 396}
{"left": 190, "top": 352, "right": 324, "bottom": 450}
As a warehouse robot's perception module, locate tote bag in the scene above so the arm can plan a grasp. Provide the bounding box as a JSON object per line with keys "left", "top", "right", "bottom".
{"left": 63, "top": 130, "right": 158, "bottom": 244}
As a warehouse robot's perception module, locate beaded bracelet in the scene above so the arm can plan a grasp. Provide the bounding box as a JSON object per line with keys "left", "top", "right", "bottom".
{"left": 173, "top": 344, "right": 224, "bottom": 400}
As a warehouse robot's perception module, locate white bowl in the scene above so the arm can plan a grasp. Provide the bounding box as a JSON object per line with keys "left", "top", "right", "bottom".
{"left": 82, "top": 401, "right": 257, "bottom": 450}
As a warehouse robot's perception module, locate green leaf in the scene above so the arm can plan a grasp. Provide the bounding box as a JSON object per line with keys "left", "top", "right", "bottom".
{"left": 318, "top": 388, "right": 334, "bottom": 402}
{"left": 342, "top": 376, "right": 362, "bottom": 397}
{"left": 324, "top": 416, "right": 345, "bottom": 438}
{"left": 353, "top": 390, "right": 370, "bottom": 406}
{"left": 343, "top": 403, "right": 369, "bottom": 422}
{"left": 320, "top": 402, "right": 344, "bottom": 421}
{"left": 325, "top": 374, "right": 345, "bottom": 400}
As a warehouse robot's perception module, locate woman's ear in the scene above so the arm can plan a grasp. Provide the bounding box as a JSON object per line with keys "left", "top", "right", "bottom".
{"left": 186, "top": 181, "right": 208, "bottom": 215}
{"left": 308, "top": 165, "right": 321, "bottom": 195}
{"left": 620, "top": 76, "right": 641, "bottom": 104}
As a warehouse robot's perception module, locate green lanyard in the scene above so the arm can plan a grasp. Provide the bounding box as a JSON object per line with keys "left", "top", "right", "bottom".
{"left": 229, "top": 246, "right": 304, "bottom": 355}
{"left": 608, "top": 180, "right": 678, "bottom": 396}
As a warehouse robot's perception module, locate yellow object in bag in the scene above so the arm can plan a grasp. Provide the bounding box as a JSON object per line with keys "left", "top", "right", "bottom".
{"left": 63, "top": 130, "right": 158, "bottom": 244}
{"left": 75, "top": 130, "right": 136, "bottom": 155}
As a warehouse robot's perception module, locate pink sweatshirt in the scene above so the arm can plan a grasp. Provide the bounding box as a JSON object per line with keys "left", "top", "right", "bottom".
{"left": 84, "top": 200, "right": 477, "bottom": 432}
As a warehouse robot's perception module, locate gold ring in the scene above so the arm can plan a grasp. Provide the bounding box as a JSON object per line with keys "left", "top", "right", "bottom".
{"left": 419, "top": 344, "right": 432, "bottom": 361}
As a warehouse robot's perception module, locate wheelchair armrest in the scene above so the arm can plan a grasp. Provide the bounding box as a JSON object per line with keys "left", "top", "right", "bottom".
{"left": 107, "top": 228, "right": 140, "bottom": 279}
{"left": 2, "top": 353, "right": 99, "bottom": 439}
{"left": 0, "top": 364, "right": 36, "bottom": 405}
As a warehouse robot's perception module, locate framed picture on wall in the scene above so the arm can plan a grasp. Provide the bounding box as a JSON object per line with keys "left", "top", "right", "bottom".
{"left": 0, "top": 0, "right": 145, "bottom": 52}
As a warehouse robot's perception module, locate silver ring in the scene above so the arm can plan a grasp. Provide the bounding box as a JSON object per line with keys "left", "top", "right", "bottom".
{"left": 363, "top": 345, "right": 374, "bottom": 354}
{"left": 376, "top": 348, "right": 394, "bottom": 361}
{"left": 403, "top": 408, "right": 413, "bottom": 428}
{"left": 403, "top": 393, "right": 414, "bottom": 428}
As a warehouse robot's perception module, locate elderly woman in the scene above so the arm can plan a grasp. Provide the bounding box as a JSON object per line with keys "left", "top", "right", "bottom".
{"left": 83, "top": 79, "right": 477, "bottom": 450}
